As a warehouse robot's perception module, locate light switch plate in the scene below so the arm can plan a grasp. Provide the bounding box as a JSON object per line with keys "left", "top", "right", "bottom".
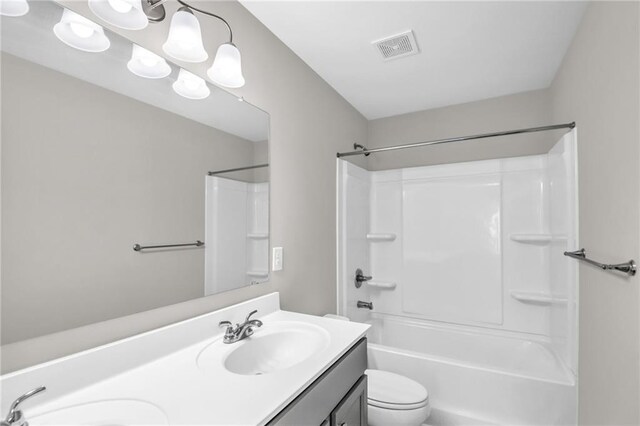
{"left": 272, "top": 247, "right": 283, "bottom": 271}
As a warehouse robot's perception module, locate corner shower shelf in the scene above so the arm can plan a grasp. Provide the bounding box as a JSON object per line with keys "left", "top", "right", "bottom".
{"left": 366, "top": 233, "right": 397, "bottom": 242}
{"left": 366, "top": 280, "right": 397, "bottom": 290}
{"left": 247, "top": 233, "right": 269, "bottom": 239}
{"left": 510, "top": 234, "right": 567, "bottom": 244}
{"left": 510, "top": 291, "right": 567, "bottom": 305}
{"left": 247, "top": 271, "right": 269, "bottom": 278}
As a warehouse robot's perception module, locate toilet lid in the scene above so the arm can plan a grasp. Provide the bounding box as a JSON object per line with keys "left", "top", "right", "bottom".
{"left": 366, "top": 369, "right": 428, "bottom": 409}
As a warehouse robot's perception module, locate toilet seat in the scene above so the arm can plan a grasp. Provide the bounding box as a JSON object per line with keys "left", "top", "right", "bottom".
{"left": 368, "top": 398, "right": 428, "bottom": 410}
{"left": 366, "top": 369, "right": 429, "bottom": 411}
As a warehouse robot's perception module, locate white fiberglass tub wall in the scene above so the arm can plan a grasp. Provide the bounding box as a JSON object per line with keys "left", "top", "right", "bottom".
{"left": 205, "top": 177, "right": 269, "bottom": 294}
{"left": 337, "top": 131, "right": 578, "bottom": 425}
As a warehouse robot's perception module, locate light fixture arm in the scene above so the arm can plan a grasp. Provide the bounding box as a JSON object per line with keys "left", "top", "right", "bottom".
{"left": 145, "top": 0, "right": 233, "bottom": 43}
{"left": 176, "top": 0, "right": 233, "bottom": 43}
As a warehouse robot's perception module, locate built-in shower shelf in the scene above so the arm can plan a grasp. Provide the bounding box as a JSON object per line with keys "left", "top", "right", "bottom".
{"left": 510, "top": 291, "right": 568, "bottom": 305}
{"left": 247, "top": 233, "right": 269, "bottom": 239}
{"left": 510, "top": 234, "right": 567, "bottom": 244}
{"left": 366, "top": 233, "right": 397, "bottom": 242}
{"left": 366, "top": 280, "right": 396, "bottom": 290}
{"left": 247, "top": 271, "right": 269, "bottom": 278}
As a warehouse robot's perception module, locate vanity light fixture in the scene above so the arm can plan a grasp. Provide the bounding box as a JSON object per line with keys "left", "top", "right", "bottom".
{"left": 0, "top": 0, "right": 29, "bottom": 17}
{"left": 173, "top": 68, "right": 210, "bottom": 100}
{"left": 127, "top": 44, "right": 172, "bottom": 78}
{"left": 143, "top": 0, "right": 245, "bottom": 88}
{"left": 88, "top": 0, "right": 148, "bottom": 30}
{"left": 162, "top": 6, "right": 207, "bottom": 63}
{"left": 208, "top": 42, "right": 245, "bottom": 88}
{"left": 54, "top": 8, "right": 111, "bottom": 53}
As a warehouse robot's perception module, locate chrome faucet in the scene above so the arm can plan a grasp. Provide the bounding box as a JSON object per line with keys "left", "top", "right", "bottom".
{"left": 1, "top": 386, "right": 46, "bottom": 426}
{"left": 218, "top": 310, "right": 263, "bottom": 344}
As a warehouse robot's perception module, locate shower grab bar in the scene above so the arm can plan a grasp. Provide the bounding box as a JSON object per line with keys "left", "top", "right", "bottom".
{"left": 133, "top": 240, "right": 204, "bottom": 252}
{"left": 564, "top": 248, "right": 636, "bottom": 276}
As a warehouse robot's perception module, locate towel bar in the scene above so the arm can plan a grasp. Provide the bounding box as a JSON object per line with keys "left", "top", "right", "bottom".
{"left": 133, "top": 240, "right": 204, "bottom": 252}
{"left": 564, "top": 248, "right": 636, "bottom": 276}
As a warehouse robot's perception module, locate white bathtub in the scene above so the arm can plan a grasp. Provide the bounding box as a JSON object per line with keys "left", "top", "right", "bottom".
{"left": 365, "top": 315, "right": 576, "bottom": 425}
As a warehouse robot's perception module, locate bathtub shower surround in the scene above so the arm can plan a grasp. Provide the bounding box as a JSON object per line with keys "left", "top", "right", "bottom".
{"left": 337, "top": 130, "right": 578, "bottom": 424}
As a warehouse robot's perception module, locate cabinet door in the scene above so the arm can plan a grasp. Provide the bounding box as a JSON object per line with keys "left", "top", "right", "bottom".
{"left": 331, "top": 375, "right": 367, "bottom": 426}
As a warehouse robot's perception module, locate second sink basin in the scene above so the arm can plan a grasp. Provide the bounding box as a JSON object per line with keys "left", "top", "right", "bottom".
{"left": 29, "top": 399, "right": 168, "bottom": 425}
{"left": 198, "top": 321, "right": 330, "bottom": 376}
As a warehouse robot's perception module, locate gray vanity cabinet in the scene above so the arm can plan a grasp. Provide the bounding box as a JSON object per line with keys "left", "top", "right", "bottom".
{"left": 267, "top": 338, "right": 367, "bottom": 426}
{"left": 330, "top": 375, "right": 368, "bottom": 426}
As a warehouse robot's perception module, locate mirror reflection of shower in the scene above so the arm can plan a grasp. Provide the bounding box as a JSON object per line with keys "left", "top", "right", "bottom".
{"left": 205, "top": 164, "right": 270, "bottom": 295}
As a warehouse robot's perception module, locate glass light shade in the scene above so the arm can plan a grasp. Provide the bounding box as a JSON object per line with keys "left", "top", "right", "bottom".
{"left": 88, "top": 0, "right": 148, "bottom": 30}
{"left": 162, "top": 8, "right": 208, "bottom": 63}
{"left": 173, "top": 68, "right": 210, "bottom": 100}
{"left": 127, "top": 44, "right": 171, "bottom": 79}
{"left": 53, "top": 9, "right": 110, "bottom": 53}
{"left": 207, "top": 42, "right": 245, "bottom": 88}
{"left": 0, "top": 0, "right": 29, "bottom": 17}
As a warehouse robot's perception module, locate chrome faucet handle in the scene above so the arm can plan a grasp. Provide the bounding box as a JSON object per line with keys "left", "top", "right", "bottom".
{"left": 244, "top": 310, "right": 258, "bottom": 323}
{"left": 2, "top": 386, "right": 46, "bottom": 426}
{"left": 218, "top": 320, "right": 234, "bottom": 334}
{"left": 219, "top": 320, "right": 233, "bottom": 330}
{"left": 244, "top": 310, "right": 262, "bottom": 328}
{"left": 354, "top": 268, "right": 372, "bottom": 288}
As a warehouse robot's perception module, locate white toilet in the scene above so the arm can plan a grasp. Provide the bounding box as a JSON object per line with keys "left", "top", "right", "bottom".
{"left": 366, "top": 369, "right": 431, "bottom": 426}
{"left": 323, "top": 315, "right": 431, "bottom": 425}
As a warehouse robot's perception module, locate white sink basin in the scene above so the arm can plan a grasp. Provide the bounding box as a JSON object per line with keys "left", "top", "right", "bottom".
{"left": 29, "top": 399, "right": 168, "bottom": 425}
{"left": 197, "top": 321, "right": 330, "bottom": 376}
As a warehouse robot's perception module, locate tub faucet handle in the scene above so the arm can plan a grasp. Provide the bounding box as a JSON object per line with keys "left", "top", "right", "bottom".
{"left": 355, "top": 268, "right": 372, "bottom": 288}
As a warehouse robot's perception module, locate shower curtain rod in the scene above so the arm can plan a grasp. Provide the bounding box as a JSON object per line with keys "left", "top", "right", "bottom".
{"left": 336, "top": 122, "right": 576, "bottom": 158}
{"left": 207, "top": 163, "right": 269, "bottom": 176}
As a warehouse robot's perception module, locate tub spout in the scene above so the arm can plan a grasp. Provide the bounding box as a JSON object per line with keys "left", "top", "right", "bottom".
{"left": 357, "top": 300, "right": 373, "bottom": 310}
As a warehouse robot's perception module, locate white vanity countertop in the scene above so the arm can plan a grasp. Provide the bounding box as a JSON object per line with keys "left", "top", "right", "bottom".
{"left": 0, "top": 293, "right": 369, "bottom": 425}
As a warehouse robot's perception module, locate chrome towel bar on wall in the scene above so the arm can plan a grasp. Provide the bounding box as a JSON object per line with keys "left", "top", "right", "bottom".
{"left": 564, "top": 248, "right": 636, "bottom": 276}
{"left": 133, "top": 240, "right": 204, "bottom": 252}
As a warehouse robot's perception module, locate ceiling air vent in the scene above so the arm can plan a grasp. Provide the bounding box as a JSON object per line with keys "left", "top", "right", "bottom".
{"left": 372, "top": 30, "right": 419, "bottom": 61}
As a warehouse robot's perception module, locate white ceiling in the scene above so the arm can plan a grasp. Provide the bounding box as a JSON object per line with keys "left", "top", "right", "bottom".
{"left": 1, "top": 0, "right": 269, "bottom": 142}
{"left": 240, "top": 1, "right": 588, "bottom": 120}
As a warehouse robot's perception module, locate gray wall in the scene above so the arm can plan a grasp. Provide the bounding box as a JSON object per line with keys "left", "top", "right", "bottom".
{"left": 366, "top": 89, "right": 555, "bottom": 170}
{"left": 550, "top": 2, "right": 639, "bottom": 424}
{"left": 1, "top": 52, "right": 260, "bottom": 345}
{"left": 0, "top": 1, "right": 367, "bottom": 372}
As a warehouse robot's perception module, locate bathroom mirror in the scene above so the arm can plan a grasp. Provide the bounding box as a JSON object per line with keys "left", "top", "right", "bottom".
{"left": 0, "top": 0, "right": 270, "bottom": 345}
